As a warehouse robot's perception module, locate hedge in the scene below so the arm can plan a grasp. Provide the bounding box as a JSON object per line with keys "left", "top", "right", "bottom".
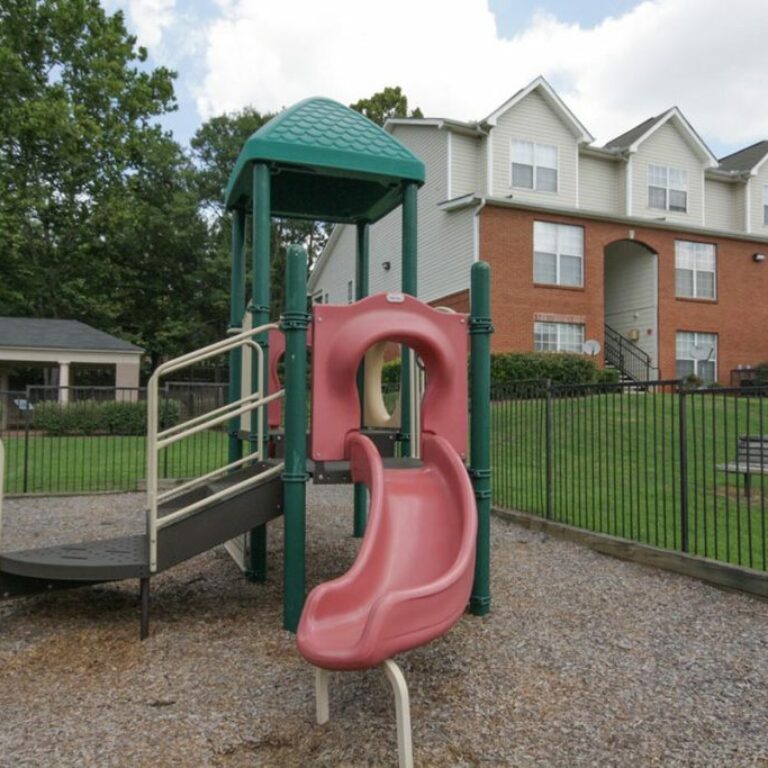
{"left": 33, "top": 399, "right": 182, "bottom": 436}
{"left": 378, "top": 352, "right": 612, "bottom": 388}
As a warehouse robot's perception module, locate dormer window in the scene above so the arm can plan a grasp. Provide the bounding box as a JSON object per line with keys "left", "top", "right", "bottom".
{"left": 511, "top": 140, "right": 558, "bottom": 192}
{"left": 648, "top": 164, "right": 687, "bottom": 212}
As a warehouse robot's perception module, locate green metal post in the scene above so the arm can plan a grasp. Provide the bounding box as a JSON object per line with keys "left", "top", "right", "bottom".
{"left": 354, "top": 222, "right": 370, "bottom": 537}
{"left": 228, "top": 208, "right": 246, "bottom": 466}
{"left": 248, "top": 163, "right": 271, "bottom": 582}
{"left": 400, "top": 183, "right": 418, "bottom": 457}
{"left": 282, "top": 245, "right": 309, "bottom": 632}
{"left": 469, "top": 261, "right": 492, "bottom": 616}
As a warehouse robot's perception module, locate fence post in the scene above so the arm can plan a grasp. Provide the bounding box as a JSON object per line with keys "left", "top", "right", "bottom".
{"left": 545, "top": 378, "right": 553, "bottom": 520}
{"left": 678, "top": 384, "right": 689, "bottom": 552}
{"left": 23, "top": 386, "right": 31, "bottom": 494}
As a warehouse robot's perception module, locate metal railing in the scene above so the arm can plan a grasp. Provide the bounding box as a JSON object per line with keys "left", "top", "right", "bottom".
{"left": 146, "top": 324, "right": 284, "bottom": 572}
{"left": 604, "top": 323, "right": 652, "bottom": 382}
{"left": 492, "top": 378, "right": 768, "bottom": 572}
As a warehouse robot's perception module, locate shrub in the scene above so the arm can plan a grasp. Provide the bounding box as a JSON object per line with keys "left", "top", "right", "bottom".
{"left": 490, "top": 352, "right": 601, "bottom": 387}
{"left": 381, "top": 360, "right": 401, "bottom": 385}
{"left": 33, "top": 399, "right": 181, "bottom": 436}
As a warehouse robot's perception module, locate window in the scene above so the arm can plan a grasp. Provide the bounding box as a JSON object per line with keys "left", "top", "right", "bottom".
{"left": 313, "top": 291, "right": 323, "bottom": 304}
{"left": 534, "top": 322, "right": 585, "bottom": 353}
{"left": 648, "top": 164, "right": 688, "bottom": 212}
{"left": 763, "top": 185, "right": 768, "bottom": 226}
{"left": 675, "top": 241, "right": 716, "bottom": 299}
{"left": 347, "top": 280, "right": 354, "bottom": 303}
{"left": 533, "top": 221, "right": 584, "bottom": 287}
{"left": 676, "top": 331, "right": 717, "bottom": 382}
{"left": 512, "top": 140, "right": 558, "bottom": 192}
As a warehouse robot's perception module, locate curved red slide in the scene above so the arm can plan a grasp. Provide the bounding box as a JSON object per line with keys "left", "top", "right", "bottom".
{"left": 297, "top": 430, "right": 477, "bottom": 671}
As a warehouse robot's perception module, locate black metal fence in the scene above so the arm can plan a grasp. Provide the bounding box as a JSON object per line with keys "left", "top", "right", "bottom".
{"left": 0, "top": 383, "right": 228, "bottom": 495}
{"left": 492, "top": 379, "right": 768, "bottom": 571}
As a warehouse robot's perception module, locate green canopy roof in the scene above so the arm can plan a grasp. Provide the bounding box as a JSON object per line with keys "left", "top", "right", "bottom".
{"left": 224, "top": 97, "right": 425, "bottom": 223}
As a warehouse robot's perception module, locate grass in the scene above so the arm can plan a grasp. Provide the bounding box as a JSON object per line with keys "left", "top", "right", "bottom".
{"left": 492, "top": 389, "right": 768, "bottom": 571}
{"left": 2, "top": 431, "right": 230, "bottom": 494}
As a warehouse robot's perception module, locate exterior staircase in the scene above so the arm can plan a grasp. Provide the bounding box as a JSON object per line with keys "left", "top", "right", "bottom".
{"left": 604, "top": 324, "right": 653, "bottom": 385}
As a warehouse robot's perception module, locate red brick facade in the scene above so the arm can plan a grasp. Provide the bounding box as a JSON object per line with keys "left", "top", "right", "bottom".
{"left": 440, "top": 204, "right": 768, "bottom": 383}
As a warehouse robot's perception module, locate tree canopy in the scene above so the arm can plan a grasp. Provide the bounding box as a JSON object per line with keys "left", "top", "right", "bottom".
{"left": 350, "top": 86, "right": 423, "bottom": 126}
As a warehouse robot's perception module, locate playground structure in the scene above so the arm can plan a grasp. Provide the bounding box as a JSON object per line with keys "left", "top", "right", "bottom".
{"left": 0, "top": 97, "right": 491, "bottom": 765}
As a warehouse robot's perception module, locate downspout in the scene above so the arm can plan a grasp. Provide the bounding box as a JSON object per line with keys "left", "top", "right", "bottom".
{"left": 473, "top": 197, "right": 487, "bottom": 262}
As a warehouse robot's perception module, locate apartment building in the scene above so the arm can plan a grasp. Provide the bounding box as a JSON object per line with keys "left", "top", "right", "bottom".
{"left": 309, "top": 77, "right": 768, "bottom": 383}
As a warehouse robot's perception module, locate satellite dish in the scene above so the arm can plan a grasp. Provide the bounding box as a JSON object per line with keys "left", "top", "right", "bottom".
{"left": 690, "top": 344, "right": 714, "bottom": 362}
{"left": 582, "top": 339, "right": 601, "bottom": 357}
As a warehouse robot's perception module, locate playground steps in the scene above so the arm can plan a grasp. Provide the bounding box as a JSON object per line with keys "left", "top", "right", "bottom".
{"left": 0, "top": 460, "right": 283, "bottom": 601}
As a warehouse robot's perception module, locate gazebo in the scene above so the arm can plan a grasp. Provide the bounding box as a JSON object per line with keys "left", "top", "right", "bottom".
{"left": 0, "top": 318, "right": 143, "bottom": 425}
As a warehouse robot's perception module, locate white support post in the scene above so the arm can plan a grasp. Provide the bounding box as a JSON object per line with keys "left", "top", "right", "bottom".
{"left": 58, "top": 361, "right": 70, "bottom": 404}
{"left": 315, "top": 667, "right": 330, "bottom": 725}
{"left": 382, "top": 660, "right": 414, "bottom": 768}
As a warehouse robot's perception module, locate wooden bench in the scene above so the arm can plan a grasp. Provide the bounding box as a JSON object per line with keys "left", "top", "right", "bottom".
{"left": 716, "top": 435, "right": 768, "bottom": 496}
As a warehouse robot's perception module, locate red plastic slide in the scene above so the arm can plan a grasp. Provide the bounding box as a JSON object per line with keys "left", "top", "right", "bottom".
{"left": 297, "top": 430, "right": 476, "bottom": 670}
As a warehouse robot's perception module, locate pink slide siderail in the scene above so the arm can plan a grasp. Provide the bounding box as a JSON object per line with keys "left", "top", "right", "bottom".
{"left": 297, "top": 431, "right": 477, "bottom": 671}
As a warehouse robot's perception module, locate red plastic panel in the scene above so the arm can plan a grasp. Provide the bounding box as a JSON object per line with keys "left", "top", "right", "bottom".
{"left": 310, "top": 293, "right": 468, "bottom": 461}
{"left": 296, "top": 431, "right": 477, "bottom": 670}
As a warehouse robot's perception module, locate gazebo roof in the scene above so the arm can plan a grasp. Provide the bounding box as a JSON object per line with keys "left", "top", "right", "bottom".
{"left": 0, "top": 318, "right": 142, "bottom": 353}
{"left": 224, "top": 97, "right": 425, "bottom": 223}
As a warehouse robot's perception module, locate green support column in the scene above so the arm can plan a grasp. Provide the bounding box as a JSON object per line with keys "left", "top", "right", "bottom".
{"left": 354, "top": 222, "right": 370, "bottom": 537}
{"left": 248, "top": 163, "right": 271, "bottom": 582}
{"left": 400, "top": 182, "right": 418, "bottom": 457}
{"left": 469, "top": 261, "right": 492, "bottom": 616}
{"left": 228, "top": 208, "right": 246, "bottom": 466}
{"left": 282, "top": 245, "right": 309, "bottom": 632}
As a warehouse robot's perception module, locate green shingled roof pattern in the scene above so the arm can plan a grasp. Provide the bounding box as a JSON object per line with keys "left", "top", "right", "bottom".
{"left": 263, "top": 98, "right": 416, "bottom": 162}
{"left": 224, "top": 97, "right": 425, "bottom": 223}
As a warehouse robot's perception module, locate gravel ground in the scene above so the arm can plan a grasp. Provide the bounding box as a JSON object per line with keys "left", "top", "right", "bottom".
{"left": 1, "top": 486, "right": 768, "bottom": 767}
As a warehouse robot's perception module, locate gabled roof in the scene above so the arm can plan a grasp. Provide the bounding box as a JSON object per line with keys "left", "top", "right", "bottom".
{"left": 224, "top": 97, "right": 425, "bottom": 223}
{"left": 481, "top": 76, "right": 594, "bottom": 144}
{"left": 718, "top": 141, "right": 768, "bottom": 174}
{"left": 604, "top": 107, "right": 718, "bottom": 167}
{"left": 0, "top": 318, "right": 142, "bottom": 353}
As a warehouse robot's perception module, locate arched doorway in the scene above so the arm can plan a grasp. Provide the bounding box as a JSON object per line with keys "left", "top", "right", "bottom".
{"left": 603, "top": 239, "right": 658, "bottom": 378}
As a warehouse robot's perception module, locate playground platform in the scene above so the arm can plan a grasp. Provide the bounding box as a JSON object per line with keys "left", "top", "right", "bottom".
{"left": 1, "top": 486, "right": 767, "bottom": 767}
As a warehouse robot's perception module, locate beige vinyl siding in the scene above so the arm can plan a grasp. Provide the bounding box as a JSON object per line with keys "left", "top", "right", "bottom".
{"left": 749, "top": 161, "right": 768, "bottom": 233}
{"left": 311, "top": 124, "right": 475, "bottom": 304}
{"left": 705, "top": 178, "right": 739, "bottom": 232}
{"left": 578, "top": 154, "right": 622, "bottom": 214}
{"left": 604, "top": 241, "right": 658, "bottom": 365}
{"left": 491, "top": 90, "right": 578, "bottom": 206}
{"left": 451, "top": 132, "right": 481, "bottom": 199}
{"left": 632, "top": 121, "right": 704, "bottom": 224}
{"left": 733, "top": 184, "right": 748, "bottom": 232}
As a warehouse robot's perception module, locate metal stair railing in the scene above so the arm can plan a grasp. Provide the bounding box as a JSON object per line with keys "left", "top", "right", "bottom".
{"left": 604, "top": 324, "right": 652, "bottom": 383}
{"left": 147, "top": 323, "right": 284, "bottom": 572}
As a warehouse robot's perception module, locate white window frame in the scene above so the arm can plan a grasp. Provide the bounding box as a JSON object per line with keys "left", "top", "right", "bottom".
{"left": 534, "top": 321, "right": 585, "bottom": 354}
{"left": 347, "top": 280, "right": 354, "bottom": 303}
{"left": 674, "top": 240, "right": 716, "bottom": 300}
{"left": 676, "top": 331, "right": 717, "bottom": 382}
{"left": 533, "top": 221, "right": 584, "bottom": 288}
{"left": 648, "top": 164, "right": 688, "bottom": 213}
{"left": 312, "top": 290, "right": 323, "bottom": 304}
{"left": 511, "top": 140, "right": 559, "bottom": 193}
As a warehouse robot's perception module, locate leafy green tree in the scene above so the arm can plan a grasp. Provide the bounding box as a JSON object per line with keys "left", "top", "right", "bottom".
{"left": 350, "top": 86, "right": 423, "bottom": 126}
{"left": 0, "top": 0, "right": 217, "bottom": 367}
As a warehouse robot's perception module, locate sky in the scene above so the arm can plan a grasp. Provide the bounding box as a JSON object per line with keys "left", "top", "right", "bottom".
{"left": 104, "top": 0, "right": 768, "bottom": 159}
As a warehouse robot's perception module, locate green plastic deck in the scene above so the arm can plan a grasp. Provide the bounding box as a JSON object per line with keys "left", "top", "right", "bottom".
{"left": 224, "top": 98, "right": 425, "bottom": 223}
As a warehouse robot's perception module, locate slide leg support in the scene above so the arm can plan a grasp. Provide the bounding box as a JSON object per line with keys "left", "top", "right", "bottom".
{"left": 315, "top": 667, "right": 330, "bottom": 725}
{"left": 382, "top": 659, "right": 414, "bottom": 768}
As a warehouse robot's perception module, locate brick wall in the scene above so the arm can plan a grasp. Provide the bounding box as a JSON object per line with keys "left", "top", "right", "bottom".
{"left": 478, "top": 204, "right": 768, "bottom": 382}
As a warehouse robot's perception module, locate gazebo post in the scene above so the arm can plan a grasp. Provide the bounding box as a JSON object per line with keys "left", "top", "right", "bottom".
{"left": 248, "top": 163, "right": 271, "bottom": 582}
{"left": 58, "top": 361, "right": 70, "bottom": 404}
{"left": 400, "top": 182, "right": 418, "bottom": 458}
{"left": 353, "top": 222, "right": 370, "bottom": 537}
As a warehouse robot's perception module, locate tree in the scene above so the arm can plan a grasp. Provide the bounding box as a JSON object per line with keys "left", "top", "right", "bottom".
{"left": 0, "top": 0, "right": 215, "bottom": 366}
{"left": 350, "top": 86, "right": 423, "bottom": 127}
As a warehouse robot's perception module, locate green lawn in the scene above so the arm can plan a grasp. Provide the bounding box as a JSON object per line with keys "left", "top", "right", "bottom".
{"left": 492, "top": 389, "right": 768, "bottom": 572}
{"left": 2, "top": 431, "right": 230, "bottom": 494}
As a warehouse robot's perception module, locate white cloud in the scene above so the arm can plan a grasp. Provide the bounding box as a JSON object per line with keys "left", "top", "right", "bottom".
{"left": 123, "top": 0, "right": 177, "bottom": 49}
{"left": 194, "top": 0, "right": 768, "bottom": 151}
